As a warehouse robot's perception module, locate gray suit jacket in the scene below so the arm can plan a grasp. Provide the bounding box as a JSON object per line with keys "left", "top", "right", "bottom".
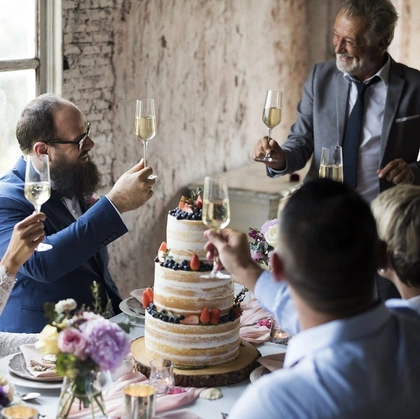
{"left": 269, "top": 56, "right": 420, "bottom": 192}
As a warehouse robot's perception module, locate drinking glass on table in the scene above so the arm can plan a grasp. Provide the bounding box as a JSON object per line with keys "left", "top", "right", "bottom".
{"left": 135, "top": 98, "right": 158, "bottom": 179}
{"left": 201, "top": 176, "right": 231, "bottom": 279}
{"left": 255, "top": 90, "right": 282, "bottom": 163}
{"left": 24, "top": 154, "right": 52, "bottom": 251}
{"left": 319, "top": 145, "right": 343, "bottom": 183}
{"left": 149, "top": 359, "right": 174, "bottom": 394}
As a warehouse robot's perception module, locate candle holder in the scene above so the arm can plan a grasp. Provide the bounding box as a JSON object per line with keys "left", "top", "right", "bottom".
{"left": 269, "top": 316, "right": 291, "bottom": 345}
{"left": 1, "top": 406, "right": 39, "bottom": 419}
{"left": 149, "top": 359, "right": 174, "bottom": 394}
{"left": 123, "top": 383, "right": 156, "bottom": 419}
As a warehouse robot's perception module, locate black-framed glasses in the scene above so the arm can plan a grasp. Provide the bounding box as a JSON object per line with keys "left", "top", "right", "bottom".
{"left": 44, "top": 122, "right": 91, "bottom": 150}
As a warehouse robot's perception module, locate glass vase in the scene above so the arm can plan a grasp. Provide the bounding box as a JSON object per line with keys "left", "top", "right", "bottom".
{"left": 56, "top": 370, "right": 108, "bottom": 419}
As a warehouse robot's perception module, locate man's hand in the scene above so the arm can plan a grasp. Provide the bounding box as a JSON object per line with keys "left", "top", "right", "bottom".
{"left": 106, "top": 159, "right": 155, "bottom": 213}
{"left": 377, "top": 158, "right": 414, "bottom": 185}
{"left": 204, "top": 228, "right": 263, "bottom": 292}
{"left": 252, "top": 136, "right": 286, "bottom": 170}
{"left": 1, "top": 212, "right": 46, "bottom": 275}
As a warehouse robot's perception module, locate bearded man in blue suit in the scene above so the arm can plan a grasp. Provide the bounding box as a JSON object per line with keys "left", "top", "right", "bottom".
{"left": 0, "top": 94, "right": 155, "bottom": 332}
{"left": 253, "top": 0, "right": 420, "bottom": 300}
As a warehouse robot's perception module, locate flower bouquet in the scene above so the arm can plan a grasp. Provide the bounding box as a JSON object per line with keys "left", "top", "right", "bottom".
{"left": 248, "top": 219, "right": 279, "bottom": 268}
{"left": 0, "top": 375, "right": 14, "bottom": 408}
{"left": 37, "top": 283, "right": 130, "bottom": 419}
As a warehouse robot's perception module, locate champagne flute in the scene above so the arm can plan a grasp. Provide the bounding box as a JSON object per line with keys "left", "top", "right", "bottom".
{"left": 255, "top": 90, "right": 282, "bottom": 163}
{"left": 201, "top": 176, "right": 231, "bottom": 279}
{"left": 135, "top": 99, "right": 158, "bottom": 180}
{"left": 319, "top": 145, "right": 344, "bottom": 182}
{"left": 24, "top": 154, "right": 52, "bottom": 251}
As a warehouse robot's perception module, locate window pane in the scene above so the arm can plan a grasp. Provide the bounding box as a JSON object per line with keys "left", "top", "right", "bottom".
{"left": 0, "top": 69, "right": 36, "bottom": 175}
{"left": 0, "top": 0, "right": 36, "bottom": 60}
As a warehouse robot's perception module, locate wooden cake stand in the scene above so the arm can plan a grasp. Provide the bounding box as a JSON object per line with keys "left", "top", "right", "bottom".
{"left": 131, "top": 337, "right": 261, "bottom": 387}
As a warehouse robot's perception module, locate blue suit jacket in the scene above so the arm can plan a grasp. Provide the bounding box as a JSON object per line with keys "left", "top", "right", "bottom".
{"left": 0, "top": 157, "right": 128, "bottom": 332}
{"left": 268, "top": 56, "right": 420, "bottom": 192}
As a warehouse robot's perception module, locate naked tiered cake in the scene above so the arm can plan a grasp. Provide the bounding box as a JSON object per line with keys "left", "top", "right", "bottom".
{"left": 138, "top": 193, "right": 242, "bottom": 368}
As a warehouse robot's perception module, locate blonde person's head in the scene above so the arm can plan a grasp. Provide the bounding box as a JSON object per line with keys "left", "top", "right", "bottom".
{"left": 371, "top": 185, "right": 420, "bottom": 288}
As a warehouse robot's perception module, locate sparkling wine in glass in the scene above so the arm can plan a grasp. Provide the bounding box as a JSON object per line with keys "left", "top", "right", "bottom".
{"left": 256, "top": 90, "right": 282, "bottom": 163}
{"left": 135, "top": 98, "right": 157, "bottom": 180}
{"left": 201, "top": 176, "right": 231, "bottom": 279}
{"left": 24, "top": 154, "right": 52, "bottom": 251}
{"left": 319, "top": 145, "right": 344, "bottom": 182}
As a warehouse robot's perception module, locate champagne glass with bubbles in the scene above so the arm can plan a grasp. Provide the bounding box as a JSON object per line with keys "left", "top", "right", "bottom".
{"left": 255, "top": 90, "right": 282, "bottom": 163}
{"left": 24, "top": 154, "right": 52, "bottom": 251}
{"left": 135, "top": 98, "right": 158, "bottom": 179}
{"left": 319, "top": 145, "right": 343, "bottom": 183}
{"left": 201, "top": 176, "right": 231, "bottom": 279}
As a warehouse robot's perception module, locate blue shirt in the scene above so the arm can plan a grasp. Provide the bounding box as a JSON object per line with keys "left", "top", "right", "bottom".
{"left": 229, "top": 272, "right": 420, "bottom": 419}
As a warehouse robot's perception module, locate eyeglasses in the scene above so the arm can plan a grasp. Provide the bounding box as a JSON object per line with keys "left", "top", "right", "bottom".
{"left": 45, "top": 122, "right": 91, "bottom": 150}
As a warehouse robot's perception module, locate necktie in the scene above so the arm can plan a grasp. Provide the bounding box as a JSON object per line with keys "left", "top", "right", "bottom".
{"left": 342, "top": 77, "right": 378, "bottom": 189}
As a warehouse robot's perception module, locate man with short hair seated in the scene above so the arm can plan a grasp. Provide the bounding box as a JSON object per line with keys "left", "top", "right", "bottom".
{"left": 205, "top": 179, "right": 420, "bottom": 419}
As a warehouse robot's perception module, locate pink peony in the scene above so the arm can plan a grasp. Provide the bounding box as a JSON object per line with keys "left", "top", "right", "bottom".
{"left": 57, "top": 327, "right": 89, "bottom": 360}
{"left": 250, "top": 249, "right": 264, "bottom": 263}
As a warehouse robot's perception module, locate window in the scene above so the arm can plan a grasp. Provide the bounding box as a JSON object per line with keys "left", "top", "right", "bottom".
{"left": 0, "top": 0, "right": 62, "bottom": 175}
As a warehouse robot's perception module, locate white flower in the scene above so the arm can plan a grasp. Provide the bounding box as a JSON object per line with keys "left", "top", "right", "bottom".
{"left": 55, "top": 299, "right": 77, "bottom": 314}
{"left": 264, "top": 224, "right": 279, "bottom": 248}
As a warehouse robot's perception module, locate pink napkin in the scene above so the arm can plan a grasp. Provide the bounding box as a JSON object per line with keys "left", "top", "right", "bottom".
{"left": 68, "top": 372, "right": 204, "bottom": 419}
{"left": 239, "top": 299, "right": 271, "bottom": 344}
{"left": 19, "top": 344, "right": 60, "bottom": 379}
{"left": 152, "top": 411, "right": 202, "bottom": 419}
{"left": 257, "top": 353, "right": 285, "bottom": 372}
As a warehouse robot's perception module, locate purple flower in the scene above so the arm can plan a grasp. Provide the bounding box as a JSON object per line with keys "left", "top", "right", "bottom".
{"left": 0, "top": 386, "right": 9, "bottom": 407}
{"left": 81, "top": 318, "right": 130, "bottom": 372}
{"left": 257, "top": 318, "right": 272, "bottom": 329}
{"left": 250, "top": 249, "right": 264, "bottom": 263}
{"left": 57, "top": 327, "right": 89, "bottom": 360}
{"left": 261, "top": 219, "right": 278, "bottom": 235}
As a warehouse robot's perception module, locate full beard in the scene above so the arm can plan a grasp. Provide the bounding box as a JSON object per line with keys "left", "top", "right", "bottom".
{"left": 50, "top": 153, "right": 102, "bottom": 200}
{"left": 336, "top": 53, "right": 377, "bottom": 79}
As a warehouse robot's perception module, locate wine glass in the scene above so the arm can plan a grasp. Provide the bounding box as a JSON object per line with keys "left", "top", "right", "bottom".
{"left": 24, "top": 154, "right": 52, "bottom": 251}
{"left": 255, "top": 90, "right": 282, "bottom": 163}
{"left": 201, "top": 176, "right": 231, "bottom": 279}
{"left": 319, "top": 145, "right": 343, "bottom": 182}
{"left": 135, "top": 99, "right": 158, "bottom": 180}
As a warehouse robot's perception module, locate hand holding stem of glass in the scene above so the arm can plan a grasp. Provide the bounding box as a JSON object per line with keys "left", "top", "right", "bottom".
{"left": 256, "top": 90, "right": 282, "bottom": 163}
{"left": 201, "top": 176, "right": 231, "bottom": 279}
{"left": 24, "top": 154, "right": 52, "bottom": 251}
{"left": 135, "top": 98, "right": 157, "bottom": 180}
{"left": 319, "top": 145, "right": 344, "bottom": 183}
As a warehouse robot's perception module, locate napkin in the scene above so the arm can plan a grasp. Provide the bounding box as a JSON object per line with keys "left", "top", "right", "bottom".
{"left": 152, "top": 411, "right": 203, "bottom": 419}
{"left": 257, "top": 352, "right": 285, "bottom": 372}
{"left": 68, "top": 372, "right": 205, "bottom": 419}
{"left": 239, "top": 298, "right": 271, "bottom": 344}
{"left": 19, "top": 343, "right": 60, "bottom": 379}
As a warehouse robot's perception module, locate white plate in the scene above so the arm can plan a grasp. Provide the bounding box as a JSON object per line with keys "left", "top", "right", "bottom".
{"left": 119, "top": 297, "right": 145, "bottom": 323}
{"left": 249, "top": 365, "right": 270, "bottom": 384}
{"left": 8, "top": 353, "right": 63, "bottom": 389}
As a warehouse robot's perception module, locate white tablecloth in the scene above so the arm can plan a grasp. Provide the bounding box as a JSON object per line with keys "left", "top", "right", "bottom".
{"left": 0, "top": 313, "right": 286, "bottom": 419}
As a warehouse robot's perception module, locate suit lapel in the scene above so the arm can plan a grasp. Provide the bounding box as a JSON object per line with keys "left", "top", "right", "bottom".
{"left": 381, "top": 60, "right": 404, "bottom": 163}
{"left": 335, "top": 72, "right": 349, "bottom": 145}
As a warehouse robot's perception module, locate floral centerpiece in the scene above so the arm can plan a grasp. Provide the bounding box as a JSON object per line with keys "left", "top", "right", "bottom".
{"left": 0, "top": 375, "right": 14, "bottom": 408}
{"left": 248, "top": 219, "right": 279, "bottom": 268}
{"left": 37, "top": 283, "right": 130, "bottom": 419}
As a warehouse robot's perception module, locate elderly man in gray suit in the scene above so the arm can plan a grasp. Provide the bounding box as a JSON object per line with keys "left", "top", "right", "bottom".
{"left": 253, "top": 0, "right": 420, "bottom": 300}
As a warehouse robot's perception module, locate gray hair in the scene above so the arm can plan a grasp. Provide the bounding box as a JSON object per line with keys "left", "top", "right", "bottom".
{"left": 340, "top": 0, "right": 398, "bottom": 49}
{"left": 16, "top": 93, "right": 71, "bottom": 153}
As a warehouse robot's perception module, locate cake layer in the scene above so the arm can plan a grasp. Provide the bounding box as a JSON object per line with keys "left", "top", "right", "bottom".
{"left": 166, "top": 215, "right": 207, "bottom": 260}
{"left": 154, "top": 263, "right": 234, "bottom": 315}
{"left": 145, "top": 312, "right": 240, "bottom": 367}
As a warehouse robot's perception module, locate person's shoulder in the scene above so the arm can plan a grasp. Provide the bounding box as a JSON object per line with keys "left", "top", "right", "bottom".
{"left": 309, "top": 59, "right": 340, "bottom": 78}
{"left": 390, "top": 57, "right": 420, "bottom": 79}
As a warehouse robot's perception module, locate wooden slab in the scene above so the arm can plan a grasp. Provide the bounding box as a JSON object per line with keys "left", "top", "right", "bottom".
{"left": 131, "top": 337, "right": 261, "bottom": 387}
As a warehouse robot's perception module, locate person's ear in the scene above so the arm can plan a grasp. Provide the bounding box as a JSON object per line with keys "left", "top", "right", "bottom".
{"left": 33, "top": 142, "right": 49, "bottom": 156}
{"left": 378, "top": 240, "right": 391, "bottom": 277}
{"left": 270, "top": 252, "right": 286, "bottom": 283}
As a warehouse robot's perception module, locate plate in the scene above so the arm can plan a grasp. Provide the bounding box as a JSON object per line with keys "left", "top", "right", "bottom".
{"left": 249, "top": 365, "right": 270, "bottom": 384}
{"left": 120, "top": 297, "right": 145, "bottom": 323}
{"left": 8, "top": 353, "right": 63, "bottom": 389}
